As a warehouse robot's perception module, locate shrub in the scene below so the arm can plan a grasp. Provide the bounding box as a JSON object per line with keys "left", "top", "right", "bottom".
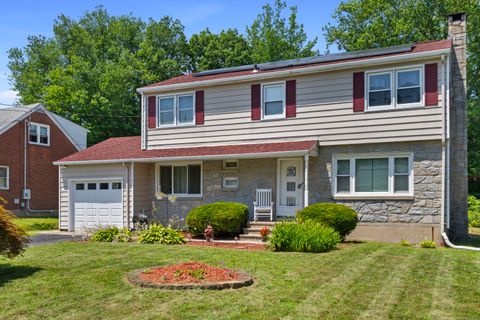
{"left": 0, "top": 198, "right": 29, "bottom": 258}
{"left": 137, "top": 224, "right": 186, "bottom": 244}
{"left": 91, "top": 226, "right": 119, "bottom": 242}
{"left": 13, "top": 218, "right": 58, "bottom": 231}
{"left": 419, "top": 240, "right": 436, "bottom": 248}
{"left": 400, "top": 239, "right": 411, "bottom": 247}
{"left": 113, "top": 228, "right": 133, "bottom": 243}
{"left": 186, "top": 202, "right": 249, "bottom": 237}
{"left": 269, "top": 221, "right": 340, "bottom": 253}
{"left": 297, "top": 203, "right": 358, "bottom": 239}
{"left": 468, "top": 195, "right": 480, "bottom": 228}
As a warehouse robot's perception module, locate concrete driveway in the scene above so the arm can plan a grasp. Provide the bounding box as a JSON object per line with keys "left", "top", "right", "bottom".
{"left": 29, "top": 231, "right": 85, "bottom": 246}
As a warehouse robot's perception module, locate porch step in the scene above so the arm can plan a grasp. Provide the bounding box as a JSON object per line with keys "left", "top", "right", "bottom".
{"left": 239, "top": 221, "right": 278, "bottom": 242}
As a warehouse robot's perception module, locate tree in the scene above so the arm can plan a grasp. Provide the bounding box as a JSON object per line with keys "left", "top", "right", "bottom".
{"left": 324, "top": 0, "right": 480, "bottom": 175}
{"left": 0, "top": 198, "right": 28, "bottom": 258}
{"left": 188, "top": 28, "right": 252, "bottom": 72}
{"left": 8, "top": 7, "right": 188, "bottom": 145}
{"left": 246, "top": 0, "right": 318, "bottom": 63}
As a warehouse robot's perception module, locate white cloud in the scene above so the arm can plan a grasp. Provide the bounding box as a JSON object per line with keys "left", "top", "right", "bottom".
{"left": 0, "top": 89, "right": 19, "bottom": 105}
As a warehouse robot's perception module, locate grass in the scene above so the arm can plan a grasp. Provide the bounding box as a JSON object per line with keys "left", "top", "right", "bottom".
{"left": 0, "top": 242, "right": 479, "bottom": 319}
{"left": 13, "top": 217, "right": 58, "bottom": 235}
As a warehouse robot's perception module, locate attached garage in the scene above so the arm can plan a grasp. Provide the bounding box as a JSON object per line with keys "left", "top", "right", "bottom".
{"left": 71, "top": 180, "right": 124, "bottom": 230}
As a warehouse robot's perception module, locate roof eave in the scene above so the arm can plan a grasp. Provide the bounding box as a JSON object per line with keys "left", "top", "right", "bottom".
{"left": 137, "top": 48, "right": 451, "bottom": 94}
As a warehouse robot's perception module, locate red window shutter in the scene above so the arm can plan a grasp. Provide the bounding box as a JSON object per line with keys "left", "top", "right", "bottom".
{"left": 195, "top": 90, "right": 204, "bottom": 125}
{"left": 353, "top": 72, "right": 365, "bottom": 112}
{"left": 286, "top": 80, "right": 296, "bottom": 118}
{"left": 251, "top": 84, "right": 261, "bottom": 120}
{"left": 425, "top": 63, "right": 438, "bottom": 106}
{"left": 148, "top": 96, "right": 156, "bottom": 128}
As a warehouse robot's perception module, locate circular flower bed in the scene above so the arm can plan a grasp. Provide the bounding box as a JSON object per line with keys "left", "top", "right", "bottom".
{"left": 127, "top": 262, "right": 253, "bottom": 290}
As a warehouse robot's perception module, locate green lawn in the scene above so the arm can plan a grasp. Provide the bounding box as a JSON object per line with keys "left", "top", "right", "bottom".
{"left": 0, "top": 242, "right": 479, "bottom": 320}
{"left": 13, "top": 217, "right": 58, "bottom": 235}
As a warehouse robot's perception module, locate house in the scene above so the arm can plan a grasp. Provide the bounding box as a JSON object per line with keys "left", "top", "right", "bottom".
{"left": 54, "top": 13, "right": 468, "bottom": 243}
{"left": 0, "top": 103, "right": 87, "bottom": 214}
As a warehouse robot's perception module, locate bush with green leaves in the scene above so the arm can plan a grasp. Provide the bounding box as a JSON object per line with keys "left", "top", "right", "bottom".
{"left": 186, "top": 202, "right": 249, "bottom": 237}
{"left": 137, "top": 224, "right": 186, "bottom": 244}
{"left": 296, "top": 202, "right": 358, "bottom": 239}
{"left": 113, "top": 228, "right": 134, "bottom": 243}
{"left": 91, "top": 226, "right": 120, "bottom": 242}
{"left": 400, "top": 239, "right": 411, "bottom": 247}
{"left": 419, "top": 240, "right": 436, "bottom": 248}
{"left": 269, "top": 221, "right": 340, "bottom": 253}
{"left": 468, "top": 195, "right": 480, "bottom": 228}
{"left": 0, "top": 197, "right": 29, "bottom": 258}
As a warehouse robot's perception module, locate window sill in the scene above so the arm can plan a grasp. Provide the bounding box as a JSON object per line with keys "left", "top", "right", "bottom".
{"left": 364, "top": 105, "right": 434, "bottom": 113}
{"left": 222, "top": 188, "right": 239, "bottom": 191}
{"left": 29, "top": 142, "right": 50, "bottom": 147}
{"left": 333, "top": 194, "right": 414, "bottom": 201}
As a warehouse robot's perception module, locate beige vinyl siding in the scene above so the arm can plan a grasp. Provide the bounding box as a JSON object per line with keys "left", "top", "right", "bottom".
{"left": 58, "top": 164, "right": 130, "bottom": 230}
{"left": 133, "top": 163, "right": 154, "bottom": 214}
{"left": 145, "top": 58, "right": 445, "bottom": 149}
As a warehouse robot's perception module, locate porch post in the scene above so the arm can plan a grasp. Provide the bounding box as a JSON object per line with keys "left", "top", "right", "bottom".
{"left": 304, "top": 154, "right": 309, "bottom": 207}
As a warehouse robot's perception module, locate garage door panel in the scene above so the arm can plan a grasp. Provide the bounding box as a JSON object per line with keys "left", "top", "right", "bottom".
{"left": 72, "top": 180, "right": 123, "bottom": 230}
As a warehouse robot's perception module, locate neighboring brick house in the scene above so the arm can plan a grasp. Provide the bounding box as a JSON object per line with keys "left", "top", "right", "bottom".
{"left": 0, "top": 103, "right": 87, "bottom": 214}
{"left": 55, "top": 13, "right": 468, "bottom": 243}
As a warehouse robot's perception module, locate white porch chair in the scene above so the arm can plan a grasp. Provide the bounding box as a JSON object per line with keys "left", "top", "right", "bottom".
{"left": 253, "top": 188, "right": 274, "bottom": 221}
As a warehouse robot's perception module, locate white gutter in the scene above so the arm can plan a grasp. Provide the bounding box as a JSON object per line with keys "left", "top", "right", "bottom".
{"left": 137, "top": 49, "right": 451, "bottom": 94}
{"left": 53, "top": 149, "right": 315, "bottom": 166}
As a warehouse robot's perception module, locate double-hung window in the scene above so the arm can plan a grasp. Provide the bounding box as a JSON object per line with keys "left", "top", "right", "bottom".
{"left": 333, "top": 154, "right": 413, "bottom": 197}
{"left": 158, "top": 163, "right": 201, "bottom": 196}
{"left": 366, "top": 67, "right": 423, "bottom": 110}
{"left": 157, "top": 93, "right": 195, "bottom": 127}
{"left": 0, "top": 166, "right": 9, "bottom": 190}
{"left": 29, "top": 122, "right": 50, "bottom": 146}
{"left": 262, "top": 83, "right": 285, "bottom": 119}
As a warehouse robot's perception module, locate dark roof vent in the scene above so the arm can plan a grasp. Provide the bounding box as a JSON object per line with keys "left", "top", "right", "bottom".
{"left": 448, "top": 12, "right": 466, "bottom": 22}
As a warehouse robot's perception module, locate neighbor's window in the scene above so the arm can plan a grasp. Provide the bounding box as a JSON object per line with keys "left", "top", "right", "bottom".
{"left": 158, "top": 163, "right": 201, "bottom": 196}
{"left": 29, "top": 122, "right": 50, "bottom": 146}
{"left": 367, "top": 72, "right": 392, "bottom": 108}
{"left": 396, "top": 68, "right": 422, "bottom": 105}
{"left": 157, "top": 93, "right": 194, "bottom": 127}
{"left": 263, "top": 83, "right": 285, "bottom": 118}
{"left": 0, "top": 166, "right": 9, "bottom": 190}
{"left": 334, "top": 155, "right": 412, "bottom": 195}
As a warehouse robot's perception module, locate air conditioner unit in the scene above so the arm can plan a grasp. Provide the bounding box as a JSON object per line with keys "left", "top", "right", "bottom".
{"left": 23, "top": 189, "right": 31, "bottom": 200}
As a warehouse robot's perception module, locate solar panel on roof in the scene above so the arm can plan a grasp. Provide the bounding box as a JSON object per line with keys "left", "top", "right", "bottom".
{"left": 192, "top": 43, "right": 413, "bottom": 77}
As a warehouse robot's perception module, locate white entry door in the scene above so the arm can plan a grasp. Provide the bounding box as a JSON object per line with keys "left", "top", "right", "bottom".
{"left": 277, "top": 158, "right": 303, "bottom": 216}
{"left": 72, "top": 180, "right": 123, "bottom": 230}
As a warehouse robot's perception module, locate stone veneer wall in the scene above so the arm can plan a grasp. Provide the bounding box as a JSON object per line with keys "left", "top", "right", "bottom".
{"left": 150, "top": 158, "right": 276, "bottom": 225}
{"left": 308, "top": 141, "right": 443, "bottom": 225}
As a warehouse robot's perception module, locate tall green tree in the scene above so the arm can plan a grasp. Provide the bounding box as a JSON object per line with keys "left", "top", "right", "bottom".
{"left": 246, "top": 0, "right": 318, "bottom": 63}
{"left": 324, "top": 0, "right": 480, "bottom": 175}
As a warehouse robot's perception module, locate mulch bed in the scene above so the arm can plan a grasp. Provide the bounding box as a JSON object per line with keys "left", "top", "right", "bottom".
{"left": 185, "top": 241, "right": 266, "bottom": 251}
{"left": 127, "top": 262, "right": 254, "bottom": 290}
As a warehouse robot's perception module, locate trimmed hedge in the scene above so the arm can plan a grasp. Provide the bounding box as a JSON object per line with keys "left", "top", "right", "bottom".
{"left": 269, "top": 221, "right": 340, "bottom": 253}
{"left": 186, "top": 202, "right": 249, "bottom": 237}
{"left": 297, "top": 202, "right": 358, "bottom": 239}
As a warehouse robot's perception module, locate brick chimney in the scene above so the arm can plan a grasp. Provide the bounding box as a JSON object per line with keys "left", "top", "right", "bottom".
{"left": 448, "top": 12, "right": 468, "bottom": 239}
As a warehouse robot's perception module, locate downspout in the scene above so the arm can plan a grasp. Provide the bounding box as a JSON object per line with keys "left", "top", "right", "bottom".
{"left": 304, "top": 154, "right": 309, "bottom": 207}
{"left": 123, "top": 162, "right": 130, "bottom": 229}
{"left": 440, "top": 54, "right": 446, "bottom": 235}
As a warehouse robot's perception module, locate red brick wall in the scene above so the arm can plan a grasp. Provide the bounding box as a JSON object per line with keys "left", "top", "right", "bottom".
{"left": 0, "top": 111, "right": 79, "bottom": 211}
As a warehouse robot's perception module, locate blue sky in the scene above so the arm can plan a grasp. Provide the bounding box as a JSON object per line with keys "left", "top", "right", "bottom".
{"left": 0, "top": 0, "right": 341, "bottom": 105}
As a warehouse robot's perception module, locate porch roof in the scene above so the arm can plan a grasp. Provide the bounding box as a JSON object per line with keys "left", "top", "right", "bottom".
{"left": 54, "top": 136, "right": 318, "bottom": 165}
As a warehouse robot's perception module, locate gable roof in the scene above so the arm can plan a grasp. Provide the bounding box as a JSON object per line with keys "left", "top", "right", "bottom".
{"left": 54, "top": 136, "right": 318, "bottom": 165}
{"left": 138, "top": 39, "right": 452, "bottom": 93}
{"left": 0, "top": 103, "right": 88, "bottom": 150}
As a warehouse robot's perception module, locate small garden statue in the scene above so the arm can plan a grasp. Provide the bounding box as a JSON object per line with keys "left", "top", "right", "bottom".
{"left": 204, "top": 225, "right": 214, "bottom": 242}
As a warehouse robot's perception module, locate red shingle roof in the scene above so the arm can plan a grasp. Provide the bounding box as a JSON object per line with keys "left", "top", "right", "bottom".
{"left": 55, "top": 136, "right": 318, "bottom": 163}
{"left": 140, "top": 39, "right": 452, "bottom": 89}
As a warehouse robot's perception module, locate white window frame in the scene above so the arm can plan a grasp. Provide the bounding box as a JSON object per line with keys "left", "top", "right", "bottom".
{"left": 365, "top": 65, "right": 425, "bottom": 111}
{"left": 332, "top": 153, "right": 414, "bottom": 198}
{"left": 222, "top": 176, "right": 239, "bottom": 189}
{"left": 155, "top": 161, "right": 202, "bottom": 197}
{"left": 29, "top": 122, "right": 50, "bottom": 146}
{"left": 222, "top": 159, "right": 238, "bottom": 170}
{"left": 262, "top": 82, "right": 286, "bottom": 120}
{"left": 156, "top": 92, "right": 195, "bottom": 128}
{"left": 0, "top": 166, "right": 9, "bottom": 190}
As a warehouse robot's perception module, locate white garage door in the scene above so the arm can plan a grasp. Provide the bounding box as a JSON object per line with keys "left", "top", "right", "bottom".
{"left": 72, "top": 181, "right": 123, "bottom": 230}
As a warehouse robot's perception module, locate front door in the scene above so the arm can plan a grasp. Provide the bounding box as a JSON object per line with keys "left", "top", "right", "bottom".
{"left": 277, "top": 158, "right": 303, "bottom": 217}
